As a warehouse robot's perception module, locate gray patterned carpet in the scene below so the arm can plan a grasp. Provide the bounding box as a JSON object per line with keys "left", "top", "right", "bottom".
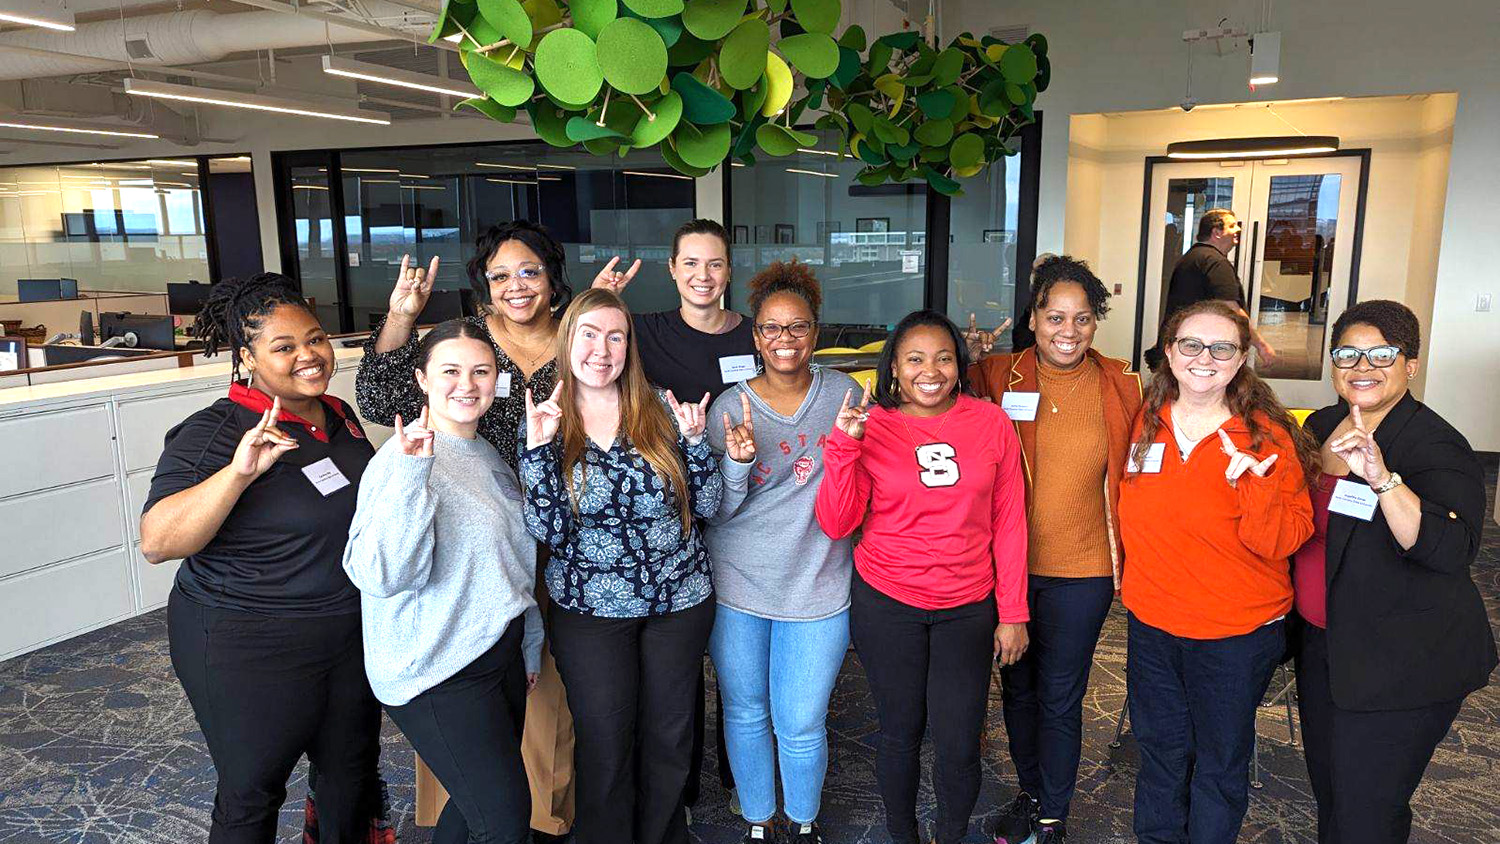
{"left": 1, "top": 458, "right": 1496, "bottom": 844}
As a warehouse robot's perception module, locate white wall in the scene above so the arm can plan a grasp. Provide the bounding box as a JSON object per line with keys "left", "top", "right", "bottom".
{"left": 954, "top": 0, "right": 1500, "bottom": 449}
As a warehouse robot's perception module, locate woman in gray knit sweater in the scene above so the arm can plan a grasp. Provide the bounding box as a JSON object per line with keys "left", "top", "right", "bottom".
{"left": 343, "top": 319, "right": 542, "bottom": 844}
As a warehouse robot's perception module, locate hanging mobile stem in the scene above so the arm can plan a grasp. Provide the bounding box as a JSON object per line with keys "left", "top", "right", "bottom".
{"left": 595, "top": 89, "right": 612, "bottom": 127}
{"left": 629, "top": 94, "right": 657, "bottom": 121}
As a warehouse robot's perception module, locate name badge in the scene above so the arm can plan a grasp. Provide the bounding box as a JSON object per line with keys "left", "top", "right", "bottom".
{"left": 719, "top": 354, "right": 757, "bottom": 383}
{"left": 1329, "top": 478, "right": 1379, "bottom": 521}
{"left": 1000, "top": 391, "right": 1040, "bottom": 421}
{"left": 301, "top": 457, "right": 350, "bottom": 496}
{"left": 496, "top": 372, "right": 512, "bottom": 398}
{"left": 1127, "top": 442, "right": 1166, "bottom": 474}
{"left": 492, "top": 468, "right": 524, "bottom": 501}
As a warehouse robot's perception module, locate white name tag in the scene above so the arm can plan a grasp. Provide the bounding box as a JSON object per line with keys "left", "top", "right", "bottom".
{"left": 497, "top": 372, "right": 512, "bottom": 398}
{"left": 719, "top": 354, "right": 757, "bottom": 383}
{"left": 1329, "top": 478, "right": 1379, "bottom": 521}
{"left": 1127, "top": 442, "right": 1166, "bottom": 474}
{"left": 1000, "top": 391, "right": 1040, "bottom": 421}
{"left": 301, "top": 457, "right": 350, "bottom": 496}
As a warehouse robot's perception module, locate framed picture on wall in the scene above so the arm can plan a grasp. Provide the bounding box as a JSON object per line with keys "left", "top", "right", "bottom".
{"left": 733, "top": 225, "right": 750, "bottom": 244}
{"left": 774, "top": 224, "right": 795, "bottom": 244}
{"left": 755, "top": 224, "right": 771, "bottom": 243}
{"left": 0, "top": 336, "right": 26, "bottom": 372}
{"left": 856, "top": 217, "right": 890, "bottom": 233}
{"left": 982, "top": 229, "right": 1007, "bottom": 244}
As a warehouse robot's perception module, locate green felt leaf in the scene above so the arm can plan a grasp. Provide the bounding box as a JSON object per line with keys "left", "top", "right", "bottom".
{"left": 949, "top": 132, "right": 983, "bottom": 168}
{"left": 855, "top": 165, "right": 889, "bottom": 186}
{"left": 837, "top": 23, "right": 866, "bottom": 50}
{"left": 630, "top": 90, "right": 683, "bottom": 145}
{"left": 867, "top": 39, "right": 892, "bottom": 73}
{"left": 523, "top": 0, "right": 563, "bottom": 33}
{"left": 999, "top": 43, "right": 1037, "bottom": 84}
{"left": 846, "top": 101, "right": 873, "bottom": 134}
{"left": 877, "top": 30, "right": 919, "bottom": 50}
{"left": 740, "top": 75, "right": 768, "bottom": 119}
{"left": 944, "top": 86, "right": 969, "bottom": 121}
{"left": 569, "top": 0, "right": 617, "bottom": 39}
{"left": 527, "top": 101, "right": 573, "bottom": 146}
{"left": 766, "top": 0, "right": 788, "bottom": 11}
{"left": 672, "top": 71, "right": 737, "bottom": 123}
{"left": 663, "top": 137, "right": 714, "bottom": 176}
{"left": 462, "top": 51, "right": 536, "bottom": 105}
{"left": 731, "top": 111, "right": 767, "bottom": 159}
{"left": 566, "top": 115, "right": 625, "bottom": 141}
{"left": 931, "top": 47, "right": 965, "bottom": 86}
{"left": 814, "top": 112, "right": 848, "bottom": 134}
{"left": 979, "top": 77, "right": 1008, "bottom": 116}
{"left": 464, "top": 15, "right": 504, "bottom": 48}
{"left": 456, "top": 96, "right": 517, "bottom": 122}
{"left": 755, "top": 122, "right": 799, "bottom": 156}
{"left": 720, "top": 19, "right": 770, "bottom": 89}
{"left": 1005, "top": 82, "right": 1026, "bottom": 105}
{"left": 673, "top": 121, "right": 731, "bottom": 168}
{"left": 854, "top": 135, "right": 885, "bottom": 165}
{"left": 583, "top": 137, "right": 623, "bottom": 155}
{"left": 1036, "top": 55, "right": 1051, "bottom": 91}
{"left": 1025, "top": 32, "right": 1048, "bottom": 57}
{"left": 429, "top": 0, "right": 464, "bottom": 43}
{"left": 534, "top": 28, "right": 604, "bottom": 103}
{"left": 830, "top": 45, "right": 860, "bottom": 88}
{"left": 919, "top": 145, "right": 947, "bottom": 162}
{"left": 596, "top": 17, "right": 668, "bottom": 94}
{"left": 789, "top": 0, "right": 839, "bottom": 34}
{"left": 622, "top": 6, "right": 683, "bottom": 46}
{"left": 898, "top": 73, "right": 932, "bottom": 87}
{"left": 777, "top": 32, "right": 839, "bottom": 78}
{"left": 887, "top": 141, "right": 920, "bottom": 162}
{"left": 915, "top": 89, "right": 955, "bottom": 119}
{"left": 620, "top": 0, "right": 683, "bottom": 17}
{"left": 805, "top": 76, "right": 826, "bottom": 108}
{"left": 913, "top": 117, "right": 953, "bottom": 147}
{"left": 681, "top": 0, "right": 746, "bottom": 40}
{"left": 874, "top": 115, "right": 909, "bottom": 145}
{"left": 924, "top": 165, "right": 963, "bottom": 195}
{"left": 667, "top": 33, "right": 714, "bottom": 66}
{"left": 477, "top": 0, "right": 532, "bottom": 47}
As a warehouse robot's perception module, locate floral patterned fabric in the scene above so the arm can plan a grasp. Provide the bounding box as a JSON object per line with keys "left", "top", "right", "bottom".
{"left": 519, "top": 418, "right": 723, "bottom": 618}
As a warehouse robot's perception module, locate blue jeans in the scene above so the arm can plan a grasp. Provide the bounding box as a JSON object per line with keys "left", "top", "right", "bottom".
{"left": 708, "top": 604, "right": 850, "bottom": 825}
{"left": 1127, "top": 613, "right": 1284, "bottom": 844}
{"left": 1000, "top": 575, "right": 1114, "bottom": 821}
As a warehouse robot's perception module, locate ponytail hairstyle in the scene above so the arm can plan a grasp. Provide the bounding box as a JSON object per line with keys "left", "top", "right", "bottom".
{"left": 552, "top": 288, "right": 694, "bottom": 532}
{"left": 1130, "top": 300, "right": 1320, "bottom": 488}
{"left": 193, "top": 273, "right": 316, "bottom": 381}
{"left": 670, "top": 218, "right": 731, "bottom": 261}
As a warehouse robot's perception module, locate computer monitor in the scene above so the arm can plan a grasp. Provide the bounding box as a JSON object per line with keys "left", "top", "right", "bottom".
{"left": 416, "top": 288, "right": 475, "bottom": 324}
{"left": 167, "top": 281, "right": 213, "bottom": 316}
{"left": 99, "top": 312, "right": 176, "bottom": 351}
{"left": 17, "top": 278, "right": 79, "bottom": 302}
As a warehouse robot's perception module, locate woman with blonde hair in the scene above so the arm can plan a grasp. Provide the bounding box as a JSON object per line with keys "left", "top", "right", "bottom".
{"left": 520, "top": 288, "right": 723, "bottom": 844}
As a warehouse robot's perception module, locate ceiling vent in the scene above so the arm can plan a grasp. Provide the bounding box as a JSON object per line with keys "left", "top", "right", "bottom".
{"left": 124, "top": 36, "right": 156, "bottom": 60}
{"left": 988, "top": 24, "right": 1030, "bottom": 44}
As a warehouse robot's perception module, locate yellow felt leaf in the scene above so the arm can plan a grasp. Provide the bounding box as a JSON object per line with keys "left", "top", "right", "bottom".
{"left": 762, "top": 51, "right": 793, "bottom": 117}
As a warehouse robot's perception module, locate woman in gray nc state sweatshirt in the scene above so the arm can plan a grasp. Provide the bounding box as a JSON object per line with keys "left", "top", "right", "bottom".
{"left": 704, "top": 263, "right": 857, "bottom": 844}
{"left": 343, "top": 320, "right": 541, "bottom": 844}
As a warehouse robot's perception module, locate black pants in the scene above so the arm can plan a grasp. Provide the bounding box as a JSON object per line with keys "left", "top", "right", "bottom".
{"left": 548, "top": 599, "right": 716, "bottom": 844}
{"left": 683, "top": 670, "right": 735, "bottom": 805}
{"left": 1000, "top": 575, "right": 1114, "bottom": 821}
{"left": 1295, "top": 624, "right": 1463, "bottom": 844}
{"left": 168, "top": 588, "right": 380, "bottom": 844}
{"left": 849, "top": 572, "right": 998, "bottom": 844}
{"left": 386, "top": 620, "right": 531, "bottom": 844}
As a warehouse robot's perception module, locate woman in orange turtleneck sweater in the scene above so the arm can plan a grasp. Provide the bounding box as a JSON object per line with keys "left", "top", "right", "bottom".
{"left": 969, "top": 256, "right": 1142, "bottom": 844}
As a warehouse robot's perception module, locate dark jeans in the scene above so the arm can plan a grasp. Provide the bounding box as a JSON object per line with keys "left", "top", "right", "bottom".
{"left": 385, "top": 620, "right": 531, "bottom": 844}
{"left": 1126, "top": 613, "right": 1283, "bottom": 844}
{"left": 1296, "top": 624, "right": 1463, "bottom": 844}
{"left": 1000, "top": 575, "right": 1114, "bottom": 820}
{"left": 849, "top": 572, "right": 998, "bottom": 844}
{"left": 167, "top": 588, "right": 380, "bottom": 844}
{"left": 548, "top": 598, "right": 716, "bottom": 844}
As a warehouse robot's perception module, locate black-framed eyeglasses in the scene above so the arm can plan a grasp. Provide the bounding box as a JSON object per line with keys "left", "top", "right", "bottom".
{"left": 755, "top": 320, "right": 816, "bottom": 341}
{"left": 1174, "top": 337, "right": 1241, "bottom": 361}
{"left": 1330, "top": 345, "right": 1402, "bottom": 369}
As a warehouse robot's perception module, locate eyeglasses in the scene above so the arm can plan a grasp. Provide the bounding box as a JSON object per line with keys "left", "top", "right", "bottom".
{"left": 1174, "top": 337, "right": 1241, "bottom": 361}
{"left": 755, "top": 320, "right": 816, "bottom": 341}
{"left": 1330, "top": 345, "right": 1402, "bottom": 369}
{"left": 484, "top": 264, "right": 546, "bottom": 284}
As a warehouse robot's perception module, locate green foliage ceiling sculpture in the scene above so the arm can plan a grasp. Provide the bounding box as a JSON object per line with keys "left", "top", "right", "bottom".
{"left": 430, "top": 0, "right": 1049, "bottom": 190}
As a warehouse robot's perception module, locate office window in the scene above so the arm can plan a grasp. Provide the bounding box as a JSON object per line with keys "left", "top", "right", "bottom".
{"left": 947, "top": 153, "right": 1023, "bottom": 339}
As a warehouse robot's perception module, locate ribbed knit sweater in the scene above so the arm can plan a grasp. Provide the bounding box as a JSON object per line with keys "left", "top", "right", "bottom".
{"left": 1030, "top": 360, "right": 1112, "bottom": 578}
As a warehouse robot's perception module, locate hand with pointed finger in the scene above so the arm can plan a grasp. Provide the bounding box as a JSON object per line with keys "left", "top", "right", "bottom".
{"left": 722, "top": 391, "right": 757, "bottom": 463}
{"left": 834, "top": 383, "right": 873, "bottom": 440}
{"left": 394, "top": 406, "right": 435, "bottom": 458}
{"left": 963, "top": 313, "right": 1013, "bottom": 360}
{"left": 1328, "top": 404, "right": 1389, "bottom": 485}
{"left": 590, "top": 256, "right": 642, "bottom": 294}
{"left": 666, "top": 390, "right": 711, "bottom": 444}
{"left": 525, "top": 382, "right": 564, "bottom": 449}
{"left": 1218, "top": 428, "right": 1278, "bottom": 488}
{"left": 389, "top": 254, "right": 439, "bottom": 322}
{"left": 231, "top": 397, "right": 299, "bottom": 478}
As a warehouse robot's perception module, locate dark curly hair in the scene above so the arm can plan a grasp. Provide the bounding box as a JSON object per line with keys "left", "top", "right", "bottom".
{"left": 873, "top": 310, "right": 971, "bottom": 410}
{"left": 670, "top": 218, "right": 730, "bottom": 260}
{"left": 1029, "top": 254, "right": 1111, "bottom": 318}
{"left": 193, "top": 273, "right": 315, "bottom": 381}
{"left": 746, "top": 260, "right": 822, "bottom": 319}
{"left": 465, "top": 220, "right": 573, "bottom": 313}
{"left": 1331, "top": 299, "right": 1421, "bottom": 359}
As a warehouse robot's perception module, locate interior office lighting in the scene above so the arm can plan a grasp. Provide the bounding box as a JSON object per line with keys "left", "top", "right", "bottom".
{"left": 124, "top": 79, "right": 391, "bottom": 125}
{"left": 402, "top": 184, "right": 447, "bottom": 190}
{"left": 486, "top": 177, "right": 537, "bottom": 186}
{"left": 293, "top": 184, "right": 331, "bottom": 190}
{"left": 342, "top": 167, "right": 400, "bottom": 174}
{"left": 322, "top": 55, "right": 482, "bottom": 99}
{"left": 536, "top": 164, "right": 576, "bottom": 170}
{"left": 786, "top": 168, "right": 838, "bottom": 178}
{"left": 475, "top": 162, "right": 536, "bottom": 171}
{"left": 0, "top": 116, "right": 159, "bottom": 139}
{"left": 1249, "top": 31, "right": 1281, "bottom": 86}
{"left": 623, "top": 170, "right": 693, "bottom": 181}
{"left": 1166, "top": 135, "right": 1339, "bottom": 159}
{"left": 796, "top": 148, "right": 839, "bottom": 156}
{"left": 147, "top": 159, "right": 196, "bottom": 167}
{"left": 0, "top": 10, "right": 76, "bottom": 31}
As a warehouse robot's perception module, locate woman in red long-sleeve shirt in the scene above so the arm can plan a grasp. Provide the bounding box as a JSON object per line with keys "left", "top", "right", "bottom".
{"left": 815, "top": 309, "right": 1028, "bottom": 844}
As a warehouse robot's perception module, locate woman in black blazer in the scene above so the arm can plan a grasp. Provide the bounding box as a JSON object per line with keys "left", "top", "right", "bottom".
{"left": 1295, "top": 300, "right": 1496, "bottom": 844}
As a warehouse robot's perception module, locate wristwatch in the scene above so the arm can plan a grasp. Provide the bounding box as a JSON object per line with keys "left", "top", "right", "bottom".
{"left": 1372, "top": 472, "right": 1403, "bottom": 495}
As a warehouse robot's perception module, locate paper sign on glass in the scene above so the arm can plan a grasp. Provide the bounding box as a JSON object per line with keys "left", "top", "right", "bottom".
{"left": 719, "top": 354, "right": 757, "bottom": 383}
{"left": 1000, "top": 391, "right": 1040, "bottom": 421}
{"left": 1329, "top": 479, "right": 1379, "bottom": 521}
{"left": 1127, "top": 442, "right": 1167, "bottom": 474}
{"left": 301, "top": 457, "right": 350, "bottom": 496}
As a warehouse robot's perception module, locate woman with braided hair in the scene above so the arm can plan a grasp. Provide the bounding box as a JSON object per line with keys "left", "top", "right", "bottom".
{"left": 141, "top": 273, "right": 382, "bottom": 843}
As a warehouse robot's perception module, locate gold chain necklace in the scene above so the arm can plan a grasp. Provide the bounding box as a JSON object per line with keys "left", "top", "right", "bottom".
{"left": 897, "top": 400, "right": 956, "bottom": 447}
{"left": 492, "top": 316, "right": 554, "bottom": 370}
{"left": 1039, "top": 366, "right": 1087, "bottom": 414}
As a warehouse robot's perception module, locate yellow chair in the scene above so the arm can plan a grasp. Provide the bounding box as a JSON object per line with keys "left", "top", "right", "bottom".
{"left": 848, "top": 369, "right": 877, "bottom": 393}
{"left": 857, "top": 339, "right": 886, "bottom": 353}
{"left": 1290, "top": 408, "right": 1314, "bottom": 427}
{"left": 813, "top": 346, "right": 862, "bottom": 356}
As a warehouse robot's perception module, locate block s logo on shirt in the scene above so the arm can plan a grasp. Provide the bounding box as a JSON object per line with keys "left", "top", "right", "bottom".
{"left": 914, "top": 443, "right": 960, "bottom": 488}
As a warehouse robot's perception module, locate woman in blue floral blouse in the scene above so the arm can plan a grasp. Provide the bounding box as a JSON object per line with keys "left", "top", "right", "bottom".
{"left": 520, "top": 287, "right": 722, "bottom": 844}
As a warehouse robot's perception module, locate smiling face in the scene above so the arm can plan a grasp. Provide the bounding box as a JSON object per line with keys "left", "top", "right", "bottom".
{"left": 893, "top": 323, "right": 960, "bottom": 413}
{"left": 1331, "top": 322, "right": 1416, "bottom": 414}
{"left": 239, "top": 304, "right": 334, "bottom": 402}
{"left": 670, "top": 232, "right": 731, "bottom": 309}
{"left": 416, "top": 336, "right": 497, "bottom": 431}
{"left": 1029, "top": 281, "right": 1097, "bottom": 370}
{"left": 1166, "top": 312, "right": 1245, "bottom": 400}
{"left": 753, "top": 291, "right": 817, "bottom": 375}
{"left": 484, "top": 239, "right": 552, "bottom": 325}
{"left": 568, "top": 306, "right": 630, "bottom": 389}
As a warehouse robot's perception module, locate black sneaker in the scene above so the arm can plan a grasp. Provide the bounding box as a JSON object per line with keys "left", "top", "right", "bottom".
{"left": 990, "top": 791, "right": 1040, "bottom": 844}
{"left": 788, "top": 821, "right": 823, "bottom": 844}
{"left": 1033, "top": 820, "right": 1066, "bottom": 843}
{"left": 740, "top": 822, "right": 778, "bottom": 844}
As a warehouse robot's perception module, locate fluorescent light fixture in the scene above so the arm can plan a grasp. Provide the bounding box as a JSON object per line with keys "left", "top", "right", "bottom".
{"left": 0, "top": 10, "right": 76, "bottom": 31}
{"left": 486, "top": 177, "right": 537, "bottom": 186}
{"left": 293, "top": 184, "right": 330, "bottom": 190}
{"left": 123, "top": 78, "right": 391, "bottom": 125}
{"left": 1249, "top": 31, "right": 1280, "bottom": 87}
{"left": 1166, "top": 135, "right": 1339, "bottom": 159}
{"left": 538, "top": 176, "right": 562, "bottom": 181}
{"left": 147, "top": 159, "right": 196, "bottom": 167}
{"left": 342, "top": 167, "right": 400, "bottom": 174}
{"left": 536, "top": 164, "right": 576, "bottom": 170}
{"left": 0, "top": 116, "right": 159, "bottom": 139}
{"left": 322, "top": 55, "right": 482, "bottom": 99}
{"left": 475, "top": 162, "right": 536, "bottom": 171}
{"left": 786, "top": 168, "right": 838, "bottom": 178}
{"left": 361, "top": 179, "right": 400, "bottom": 184}
{"left": 403, "top": 184, "right": 447, "bottom": 190}
{"left": 154, "top": 181, "right": 194, "bottom": 188}
{"left": 730, "top": 162, "right": 745, "bottom": 167}
{"left": 796, "top": 148, "right": 839, "bottom": 156}
{"left": 398, "top": 173, "right": 430, "bottom": 179}
{"left": 623, "top": 170, "right": 694, "bottom": 181}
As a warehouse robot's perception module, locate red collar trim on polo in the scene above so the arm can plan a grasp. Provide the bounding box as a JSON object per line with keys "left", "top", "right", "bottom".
{"left": 229, "top": 382, "right": 349, "bottom": 443}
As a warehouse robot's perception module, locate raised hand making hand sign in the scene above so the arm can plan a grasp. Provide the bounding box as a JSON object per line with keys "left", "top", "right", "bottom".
{"left": 590, "top": 255, "right": 642, "bottom": 295}
{"left": 722, "top": 392, "right": 757, "bottom": 463}
{"left": 1218, "top": 428, "right": 1279, "bottom": 488}
{"left": 231, "top": 397, "right": 300, "bottom": 478}
{"left": 963, "top": 313, "right": 1013, "bottom": 360}
{"left": 525, "top": 383, "right": 564, "bottom": 450}
{"left": 665, "top": 390, "right": 711, "bottom": 444}
{"left": 1327, "top": 404, "right": 1390, "bottom": 486}
{"left": 390, "top": 254, "right": 439, "bottom": 322}
{"left": 392, "top": 406, "right": 435, "bottom": 458}
{"left": 834, "top": 383, "right": 873, "bottom": 440}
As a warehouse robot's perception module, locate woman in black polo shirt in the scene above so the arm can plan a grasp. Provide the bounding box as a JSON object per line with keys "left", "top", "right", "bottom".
{"left": 141, "top": 273, "right": 379, "bottom": 843}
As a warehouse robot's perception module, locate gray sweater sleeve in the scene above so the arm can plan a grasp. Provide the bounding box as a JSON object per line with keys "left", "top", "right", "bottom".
{"left": 707, "top": 386, "right": 752, "bottom": 526}
{"left": 343, "top": 444, "right": 437, "bottom": 598}
{"left": 522, "top": 605, "right": 543, "bottom": 675}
